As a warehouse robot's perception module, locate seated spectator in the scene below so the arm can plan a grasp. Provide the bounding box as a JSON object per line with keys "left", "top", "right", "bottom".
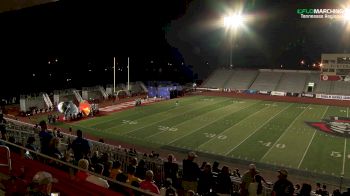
{"left": 25, "top": 136, "right": 37, "bottom": 151}
{"left": 315, "top": 183, "right": 322, "bottom": 195}
{"left": 76, "top": 159, "right": 90, "bottom": 181}
{"left": 102, "top": 160, "right": 113, "bottom": 177}
{"left": 48, "top": 137, "right": 63, "bottom": 159}
{"left": 27, "top": 171, "right": 58, "bottom": 196}
{"left": 110, "top": 160, "right": 123, "bottom": 180}
{"left": 212, "top": 161, "right": 221, "bottom": 173}
{"left": 126, "top": 165, "right": 142, "bottom": 185}
{"left": 86, "top": 163, "right": 109, "bottom": 188}
{"left": 160, "top": 178, "right": 177, "bottom": 196}
{"left": 140, "top": 170, "right": 160, "bottom": 194}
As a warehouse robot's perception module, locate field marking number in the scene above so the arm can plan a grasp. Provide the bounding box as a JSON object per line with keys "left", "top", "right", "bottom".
{"left": 158, "top": 125, "right": 178, "bottom": 132}
{"left": 122, "top": 120, "right": 138, "bottom": 125}
{"left": 258, "top": 141, "right": 286, "bottom": 149}
{"left": 203, "top": 133, "right": 227, "bottom": 140}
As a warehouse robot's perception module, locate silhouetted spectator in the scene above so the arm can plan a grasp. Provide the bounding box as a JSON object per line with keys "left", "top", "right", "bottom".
{"left": 272, "top": 169, "right": 294, "bottom": 196}
{"left": 182, "top": 151, "right": 200, "bottom": 193}
{"left": 248, "top": 174, "right": 263, "bottom": 196}
{"left": 212, "top": 161, "right": 221, "bottom": 173}
{"left": 164, "top": 154, "right": 179, "bottom": 188}
{"left": 332, "top": 189, "right": 341, "bottom": 196}
{"left": 39, "top": 120, "right": 52, "bottom": 155}
{"left": 342, "top": 188, "right": 350, "bottom": 196}
{"left": 297, "top": 183, "right": 312, "bottom": 196}
{"left": 216, "top": 166, "right": 232, "bottom": 195}
{"left": 197, "top": 163, "right": 213, "bottom": 195}
{"left": 71, "top": 129, "right": 90, "bottom": 162}
{"left": 135, "top": 159, "right": 147, "bottom": 180}
{"left": 321, "top": 184, "right": 329, "bottom": 196}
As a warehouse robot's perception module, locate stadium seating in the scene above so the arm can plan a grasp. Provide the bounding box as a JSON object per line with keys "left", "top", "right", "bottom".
{"left": 223, "top": 69, "right": 259, "bottom": 90}
{"left": 249, "top": 70, "right": 283, "bottom": 91}
{"left": 275, "top": 72, "right": 308, "bottom": 93}
{"left": 202, "top": 69, "right": 233, "bottom": 88}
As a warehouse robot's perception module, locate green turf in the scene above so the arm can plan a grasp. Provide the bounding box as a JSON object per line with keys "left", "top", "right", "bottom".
{"left": 67, "top": 95, "right": 350, "bottom": 179}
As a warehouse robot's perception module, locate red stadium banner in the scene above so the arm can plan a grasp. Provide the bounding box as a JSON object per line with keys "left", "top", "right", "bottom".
{"left": 320, "top": 74, "right": 343, "bottom": 81}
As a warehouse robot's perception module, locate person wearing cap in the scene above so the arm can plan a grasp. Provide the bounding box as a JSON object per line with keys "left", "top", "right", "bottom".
{"left": 240, "top": 164, "right": 259, "bottom": 196}
{"left": 182, "top": 151, "right": 200, "bottom": 194}
{"left": 272, "top": 169, "right": 294, "bottom": 196}
{"left": 27, "top": 171, "right": 58, "bottom": 196}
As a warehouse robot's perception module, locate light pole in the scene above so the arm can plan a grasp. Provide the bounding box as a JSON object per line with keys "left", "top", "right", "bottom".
{"left": 224, "top": 14, "right": 244, "bottom": 67}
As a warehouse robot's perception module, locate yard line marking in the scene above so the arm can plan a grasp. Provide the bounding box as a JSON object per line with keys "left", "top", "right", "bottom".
{"left": 224, "top": 103, "right": 293, "bottom": 156}
{"left": 104, "top": 98, "right": 227, "bottom": 132}
{"left": 342, "top": 138, "right": 347, "bottom": 175}
{"left": 260, "top": 104, "right": 311, "bottom": 161}
{"left": 196, "top": 104, "right": 271, "bottom": 149}
{"left": 144, "top": 101, "right": 257, "bottom": 139}
{"left": 118, "top": 99, "right": 234, "bottom": 135}
{"left": 166, "top": 101, "right": 263, "bottom": 145}
{"left": 297, "top": 106, "right": 328, "bottom": 169}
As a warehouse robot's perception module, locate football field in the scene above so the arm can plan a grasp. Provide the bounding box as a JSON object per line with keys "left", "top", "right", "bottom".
{"left": 69, "top": 95, "right": 350, "bottom": 180}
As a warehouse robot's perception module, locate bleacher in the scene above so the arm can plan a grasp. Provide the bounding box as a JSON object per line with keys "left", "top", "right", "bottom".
{"left": 249, "top": 70, "right": 283, "bottom": 91}
{"left": 275, "top": 72, "right": 308, "bottom": 93}
{"left": 223, "top": 69, "right": 258, "bottom": 90}
{"left": 202, "top": 69, "right": 232, "bottom": 89}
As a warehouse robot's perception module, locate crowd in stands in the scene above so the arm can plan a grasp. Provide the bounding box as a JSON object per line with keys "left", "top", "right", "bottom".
{"left": 1, "top": 116, "right": 350, "bottom": 195}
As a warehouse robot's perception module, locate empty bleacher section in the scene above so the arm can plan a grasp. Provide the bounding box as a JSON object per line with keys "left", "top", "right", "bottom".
{"left": 201, "top": 69, "right": 232, "bottom": 88}
{"left": 223, "top": 69, "right": 258, "bottom": 90}
{"left": 129, "top": 82, "right": 148, "bottom": 96}
{"left": 275, "top": 71, "right": 308, "bottom": 93}
{"left": 331, "top": 81, "right": 350, "bottom": 95}
{"left": 19, "top": 93, "right": 53, "bottom": 115}
{"left": 53, "top": 89, "right": 81, "bottom": 106}
{"left": 82, "top": 86, "right": 107, "bottom": 102}
{"left": 249, "top": 70, "right": 283, "bottom": 91}
{"left": 314, "top": 81, "right": 332, "bottom": 94}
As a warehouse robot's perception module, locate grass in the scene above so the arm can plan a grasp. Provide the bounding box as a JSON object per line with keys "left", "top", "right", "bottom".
{"left": 63, "top": 95, "right": 350, "bottom": 180}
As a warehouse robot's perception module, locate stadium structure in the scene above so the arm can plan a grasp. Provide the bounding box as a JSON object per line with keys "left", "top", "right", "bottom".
{"left": 2, "top": 53, "right": 350, "bottom": 195}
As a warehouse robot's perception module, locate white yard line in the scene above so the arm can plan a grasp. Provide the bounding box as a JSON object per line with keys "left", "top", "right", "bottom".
{"left": 260, "top": 104, "right": 311, "bottom": 161}
{"left": 342, "top": 138, "right": 347, "bottom": 175}
{"left": 165, "top": 101, "right": 262, "bottom": 145}
{"left": 196, "top": 105, "right": 270, "bottom": 149}
{"left": 224, "top": 103, "right": 293, "bottom": 156}
{"left": 297, "top": 106, "right": 328, "bottom": 169}
{"left": 144, "top": 101, "right": 254, "bottom": 139}
{"left": 117, "top": 99, "right": 232, "bottom": 135}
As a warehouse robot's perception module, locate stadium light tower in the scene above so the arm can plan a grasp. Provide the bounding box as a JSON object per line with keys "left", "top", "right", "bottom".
{"left": 224, "top": 13, "right": 245, "bottom": 67}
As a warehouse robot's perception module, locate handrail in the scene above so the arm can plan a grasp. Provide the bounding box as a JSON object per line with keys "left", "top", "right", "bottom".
{"left": 0, "top": 145, "right": 11, "bottom": 172}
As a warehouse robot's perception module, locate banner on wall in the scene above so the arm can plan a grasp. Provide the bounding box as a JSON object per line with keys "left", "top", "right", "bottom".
{"left": 271, "top": 91, "right": 286, "bottom": 96}
{"left": 316, "top": 94, "right": 350, "bottom": 100}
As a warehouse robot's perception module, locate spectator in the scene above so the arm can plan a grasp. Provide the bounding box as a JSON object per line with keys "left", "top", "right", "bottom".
{"left": 321, "top": 184, "right": 329, "bottom": 196}
{"left": 48, "top": 137, "right": 63, "bottom": 159}
{"left": 71, "top": 129, "right": 91, "bottom": 162}
{"left": 140, "top": 170, "right": 160, "bottom": 194}
{"left": 160, "top": 178, "right": 177, "bottom": 196}
{"left": 135, "top": 159, "right": 147, "bottom": 180}
{"left": 212, "top": 161, "right": 221, "bottom": 173}
{"left": 27, "top": 171, "right": 58, "bottom": 196}
{"left": 298, "top": 183, "right": 312, "bottom": 196}
{"left": 332, "top": 189, "right": 341, "bottom": 196}
{"left": 110, "top": 160, "right": 123, "bottom": 180}
{"left": 342, "top": 188, "right": 350, "bottom": 196}
{"left": 86, "top": 163, "right": 109, "bottom": 188}
{"left": 240, "top": 164, "right": 259, "bottom": 196}
{"left": 76, "top": 159, "right": 90, "bottom": 181}
{"left": 164, "top": 154, "right": 179, "bottom": 188}
{"left": 315, "top": 183, "right": 322, "bottom": 195}
{"left": 39, "top": 120, "right": 53, "bottom": 155}
{"left": 197, "top": 163, "right": 213, "bottom": 195}
{"left": 126, "top": 165, "right": 142, "bottom": 185}
{"left": 182, "top": 151, "right": 200, "bottom": 193}
{"left": 216, "top": 166, "right": 232, "bottom": 195}
{"left": 272, "top": 169, "right": 294, "bottom": 196}
{"left": 25, "top": 136, "right": 37, "bottom": 151}
{"left": 248, "top": 174, "right": 263, "bottom": 196}
{"left": 294, "top": 184, "right": 301, "bottom": 195}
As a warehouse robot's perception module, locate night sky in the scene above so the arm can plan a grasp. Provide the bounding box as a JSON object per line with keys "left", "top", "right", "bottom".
{"left": 0, "top": 0, "right": 349, "bottom": 96}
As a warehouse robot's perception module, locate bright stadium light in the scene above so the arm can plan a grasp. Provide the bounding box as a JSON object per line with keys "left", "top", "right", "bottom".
{"left": 224, "top": 14, "right": 244, "bottom": 29}
{"left": 344, "top": 8, "right": 350, "bottom": 21}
